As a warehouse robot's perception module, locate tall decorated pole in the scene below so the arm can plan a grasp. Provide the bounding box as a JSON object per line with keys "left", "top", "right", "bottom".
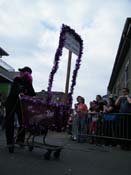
{"left": 47, "top": 24, "right": 83, "bottom": 108}
{"left": 64, "top": 50, "right": 72, "bottom": 103}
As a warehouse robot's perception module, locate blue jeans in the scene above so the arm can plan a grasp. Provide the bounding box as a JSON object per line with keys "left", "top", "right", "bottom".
{"left": 77, "top": 116, "right": 87, "bottom": 142}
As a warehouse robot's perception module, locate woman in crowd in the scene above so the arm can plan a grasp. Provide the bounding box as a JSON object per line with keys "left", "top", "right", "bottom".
{"left": 76, "top": 96, "right": 88, "bottom": 143}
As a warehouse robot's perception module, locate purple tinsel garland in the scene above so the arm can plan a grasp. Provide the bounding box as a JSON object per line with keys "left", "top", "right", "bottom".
{"left": 47, "top": 24, "right": 83, "bottom": 107}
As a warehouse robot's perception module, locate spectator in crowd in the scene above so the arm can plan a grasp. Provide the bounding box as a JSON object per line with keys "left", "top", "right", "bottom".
{"left": 89, "top": 100, "right": 97, "bottom": 113}
{"left": 76, "top": 96, "right": 88, "bottom": 143}
{"left": 71, "top": 96, "right": 82, "bottom": 141}
{"left": 95, "top": 95, "right": 106, "bottom": 112}
{"left": 103, "top": 95, "right": 117, "bottom": 113}
{"left": 115, "top": 88, "right": 131, "bottom": 149}
{"left": 5, "top": 66, "right": 36, "bottom": 153}
{"left": 74, "top": 96, "right": 82, "bottom": 112}
{"left": 103, "top": 95, "right": 117, "bottom": 144}
{"left": 115, "top": 88, "right": 131, "bottom": 113}
{"left": 88, "top": 101, "right": 98, "bottom": 140}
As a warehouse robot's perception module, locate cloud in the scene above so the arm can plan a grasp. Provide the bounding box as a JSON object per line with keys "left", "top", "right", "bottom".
{"left": 0, "top": 0, "right": 131, "bottom": 106}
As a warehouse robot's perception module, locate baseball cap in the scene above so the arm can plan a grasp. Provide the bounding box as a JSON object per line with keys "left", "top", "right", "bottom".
{"left": 18, "top": 66, "right": 32, "bottom": 74}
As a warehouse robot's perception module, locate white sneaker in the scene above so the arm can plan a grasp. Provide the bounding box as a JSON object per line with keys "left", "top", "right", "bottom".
{"left": 73, "top": 136, "right": 77, "bottom": 141}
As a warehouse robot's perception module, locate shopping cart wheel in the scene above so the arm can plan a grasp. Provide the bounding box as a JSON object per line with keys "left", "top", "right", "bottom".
{"left": 44, "top": 150, "right": 52, "bottom": 160}
{"left": 53, "top": 149, "right": 61, "bottom": 159}
{"left": 28, "top": 145, "right": 34, "bottom": 152}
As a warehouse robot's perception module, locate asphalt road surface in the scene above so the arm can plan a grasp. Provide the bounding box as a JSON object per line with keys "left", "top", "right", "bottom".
{"left": 0, "top": 130, "right": 131, "bottom": 175}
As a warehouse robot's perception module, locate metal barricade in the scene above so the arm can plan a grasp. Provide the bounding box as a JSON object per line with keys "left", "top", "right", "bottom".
{"left": 87, "top": 112, "right": 131, "bottom": 147}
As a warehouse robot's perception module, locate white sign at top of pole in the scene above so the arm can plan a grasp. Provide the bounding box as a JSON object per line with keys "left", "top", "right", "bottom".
{"left": 64, "top": 32, "right": 80, "bottom": 56}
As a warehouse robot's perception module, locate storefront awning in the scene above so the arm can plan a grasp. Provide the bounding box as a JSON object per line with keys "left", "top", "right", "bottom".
{"left": 0, "top": 73, "right": 12, "bottom": 83}
{"left": 0, "top": 47, "right": 9, "bottom": 57}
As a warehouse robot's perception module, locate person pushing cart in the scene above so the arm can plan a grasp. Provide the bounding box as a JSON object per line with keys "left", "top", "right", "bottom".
{"left": 5, "top": 66, "right": 36, "bottom": 153}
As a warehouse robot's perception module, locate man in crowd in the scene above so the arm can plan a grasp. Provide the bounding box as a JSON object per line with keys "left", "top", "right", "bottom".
{"left": 115, "top": 88, "right": 131, "bottom": 113}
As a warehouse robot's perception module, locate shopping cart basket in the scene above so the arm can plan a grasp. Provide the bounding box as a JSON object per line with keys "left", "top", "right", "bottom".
{"left": 19, "top": 95, "right": 67, "bottom": 160}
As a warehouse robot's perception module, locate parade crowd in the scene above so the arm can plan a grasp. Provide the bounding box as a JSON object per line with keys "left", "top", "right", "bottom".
{"left": 68, "top": 88, "right": 131, "bottom": 149}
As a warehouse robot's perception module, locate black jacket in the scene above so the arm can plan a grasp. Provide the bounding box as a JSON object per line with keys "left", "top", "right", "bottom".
{"left": 6, "top": 76, "right": 36, "bottom": 105}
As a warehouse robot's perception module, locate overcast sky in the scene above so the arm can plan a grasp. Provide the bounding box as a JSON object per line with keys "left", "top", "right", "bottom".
{"left": 0, "top": 0, "right": 131, "bottom": 106}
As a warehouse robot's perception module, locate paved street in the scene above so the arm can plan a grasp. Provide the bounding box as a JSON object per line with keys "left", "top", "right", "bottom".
{"left": 0, "top": 130, "right": 131, "bottom": 175}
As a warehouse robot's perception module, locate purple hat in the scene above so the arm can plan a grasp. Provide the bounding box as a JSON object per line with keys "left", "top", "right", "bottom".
{"left": 18, "top": 66, "right": 32, "bottom": 74}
